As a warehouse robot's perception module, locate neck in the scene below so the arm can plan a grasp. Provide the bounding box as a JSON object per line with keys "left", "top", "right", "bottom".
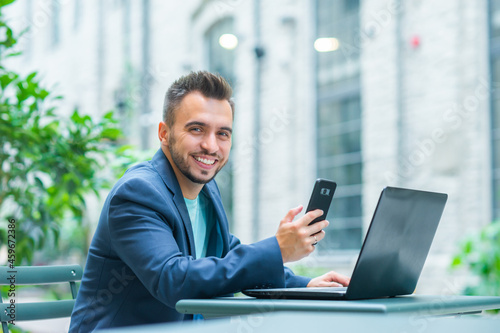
{"left": 161, "top": 146, "right": 203, "bottom": 200}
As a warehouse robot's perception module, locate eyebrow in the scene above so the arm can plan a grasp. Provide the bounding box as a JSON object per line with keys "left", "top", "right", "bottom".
{"left": 185, "top": 121, "right": 233, "bottom": 134}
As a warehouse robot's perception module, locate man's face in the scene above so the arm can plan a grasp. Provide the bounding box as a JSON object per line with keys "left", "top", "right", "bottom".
{"left": 160, "top": 91, "right": 233, "bottom": 186}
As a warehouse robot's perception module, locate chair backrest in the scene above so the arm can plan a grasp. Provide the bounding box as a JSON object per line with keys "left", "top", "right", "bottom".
{"left": 0, "top": 265, "right": 83, "bottom": 333}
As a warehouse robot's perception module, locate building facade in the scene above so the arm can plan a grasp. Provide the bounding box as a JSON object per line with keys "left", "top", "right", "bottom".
{"left": 5, "top": 0, "right": 497, "bottom": 295}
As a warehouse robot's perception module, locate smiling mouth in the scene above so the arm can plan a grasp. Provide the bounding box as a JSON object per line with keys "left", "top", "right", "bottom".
{"left": 194, "top": 156, "right": 216, "bottom": 166}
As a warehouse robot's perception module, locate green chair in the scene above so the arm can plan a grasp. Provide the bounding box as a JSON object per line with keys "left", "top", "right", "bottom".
{"left": 0, "top": 265, "right": 82, "bottom": 333}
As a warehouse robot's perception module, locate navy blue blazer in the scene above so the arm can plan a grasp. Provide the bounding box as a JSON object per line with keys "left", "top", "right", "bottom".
{"left": 69, "top": 149, "right": 310, "bottom": 331}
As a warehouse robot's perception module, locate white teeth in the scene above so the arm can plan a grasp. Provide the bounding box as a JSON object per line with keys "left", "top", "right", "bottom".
{"left": 195, "top": 157, "right": 215, "bottom": 165}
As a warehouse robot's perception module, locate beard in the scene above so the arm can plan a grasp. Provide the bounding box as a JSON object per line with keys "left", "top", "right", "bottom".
{"left": 168, "top": 133, "right": 226, "bottom": 185}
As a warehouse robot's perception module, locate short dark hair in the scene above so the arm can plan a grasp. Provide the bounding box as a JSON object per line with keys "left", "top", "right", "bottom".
{"left": 163, "top": 71, "right": 235, "bottom": 127}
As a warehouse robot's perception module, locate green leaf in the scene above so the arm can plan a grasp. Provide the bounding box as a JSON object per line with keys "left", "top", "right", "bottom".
{"left": 463, "top": 240, "right": 473, "bottom": 254}
{"left": 4, "top": 50, "right": 22, "bottom": 58}
{"left": 70, "top": 110, "right": 84, "bottom": 124}
{"left": 0, "top": 71, "right": 18, "bottom": 89}
{"left": 451, "top": 256, "right": 461, "bottom": 267}
{"left": 0, "top": 0, "right": 16, "bottom": 8}
{"left": 103, "top": 111, "right": 115, "bottom": 120}
{"left": 101, "top": 128, "right": 122, "bottom": 140}
{"left": 26, "top": 72, "right": 37, "bottom": 82}
{"left": 116, "top": 144, "right": 134, "bottom": 153}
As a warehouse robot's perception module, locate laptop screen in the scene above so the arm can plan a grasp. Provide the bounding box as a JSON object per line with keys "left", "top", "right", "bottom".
{"left": 345, "top": 187, "right": 447, "bottom": 299}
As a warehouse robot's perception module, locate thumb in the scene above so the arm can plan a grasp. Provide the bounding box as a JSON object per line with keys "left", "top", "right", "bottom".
{"left": 326, "top": 281, "right": 344, "bottom": 287}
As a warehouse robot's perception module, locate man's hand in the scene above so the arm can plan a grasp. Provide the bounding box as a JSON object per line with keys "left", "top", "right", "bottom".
{"left": 307, "top": 271, "right": 351, "bottom": 287}
{"left": 275, "top": 205, "right": 328, "bottom": 263}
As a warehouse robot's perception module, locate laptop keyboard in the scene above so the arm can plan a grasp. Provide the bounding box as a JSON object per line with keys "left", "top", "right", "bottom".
{"left": 285, "top": 287, "right": 348, "bottom": 292}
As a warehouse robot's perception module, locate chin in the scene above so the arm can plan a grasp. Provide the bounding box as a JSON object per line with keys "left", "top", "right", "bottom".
{"left": 188, "top": 173, "right": 216, "bottom": 185}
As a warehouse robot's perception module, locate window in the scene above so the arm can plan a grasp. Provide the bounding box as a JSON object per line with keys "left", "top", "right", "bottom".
{"left": 205, "top": 18, "right": 236, "bottom": 85}
{"left": 25, "top": 0, "right": 33, "bottom": 58}
{"left": 51, "top": 0, "right": 60, "bottom": 47}
{"left": 74, "top": 0, "right": 82, "bottom": 31}
{"left": 205, "top": 18, "right": 237, "bottom": 227}
{"left": 315, "top": 0, "right": 362, "bottom": 251}
{"left": 491, "top": 0, "right": 500, "bottom": 219}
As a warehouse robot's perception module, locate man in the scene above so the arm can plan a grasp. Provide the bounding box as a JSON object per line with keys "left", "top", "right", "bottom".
{"left": 69, "top": 71, "right": 349, "bottom": 331}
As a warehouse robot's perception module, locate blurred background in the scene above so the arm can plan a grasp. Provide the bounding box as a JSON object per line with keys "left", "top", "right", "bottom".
{"left": 1, "top": 0, "right": 500, "bottom": 331}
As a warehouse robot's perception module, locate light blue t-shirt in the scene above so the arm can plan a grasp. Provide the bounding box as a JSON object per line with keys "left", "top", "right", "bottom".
{"left": 184, "top": 192, "right": 216, "bottom": 259}
{"left": 184, "top": 192, "right": 220, "bottom": 321}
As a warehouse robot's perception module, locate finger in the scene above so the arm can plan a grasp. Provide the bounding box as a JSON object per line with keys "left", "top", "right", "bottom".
{"left": 338, "top": 275, "right": 351, "bottom": 286}
{"left": 281, "top": 206, "right": 303, "bottom": 224}
{"left": 312, "top": 230, "right": 326, "bottom": 242}
{"left": 307, "top": 230, "right": 324, "bottom": 247}
{"left": 309, "top": 275, "right": 344, "bottom": 288}
{"left": 299, "top": 209, "right": 324, "bottom": 226}
{"left": 307, "top": 220, "right": 329, "bottom": 235}
{"left": 314, "top": 281, "right": 341, "bottom": 287}
{"left": 281, "top": 205, "right": 304, "bottom": 224}
{"left": 328, "top": 271, "right": 351, "bottom": 286}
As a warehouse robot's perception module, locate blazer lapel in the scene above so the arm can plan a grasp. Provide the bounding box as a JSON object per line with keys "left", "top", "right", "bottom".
{"left": 150, "top": 149, "right": 196, "bottom": 257}
{"left": 203, "top": 183, "right": 230, "bottom": 257}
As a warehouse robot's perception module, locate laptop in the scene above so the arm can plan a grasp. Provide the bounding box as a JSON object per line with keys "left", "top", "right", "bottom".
{"left": 243, "top": 187, "right": 448, "bottom": 300}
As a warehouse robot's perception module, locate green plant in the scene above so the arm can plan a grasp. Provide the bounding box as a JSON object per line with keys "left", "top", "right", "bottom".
{"left": 451, "top": 221, "right": 500, "bottom": 297}
{"left": 289, "top": 264, "right": 330, "bottom": 279}
{"left": 0, "top": 0, "right": 137, "bottom": 265}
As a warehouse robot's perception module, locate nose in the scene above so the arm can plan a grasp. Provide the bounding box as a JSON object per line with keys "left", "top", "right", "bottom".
{"left": 200, "top": 133, "right": 218, "bottom": 153}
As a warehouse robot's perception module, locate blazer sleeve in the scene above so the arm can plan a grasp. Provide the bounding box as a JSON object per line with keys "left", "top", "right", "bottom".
{"left": 284, "top": 267, "right": 311, "bottom": 287}
{"left": 225, "top": 229, "right": 311, "bottom": 288}
{"left": 107, "top": 177, "right": 286, "bottom": 308}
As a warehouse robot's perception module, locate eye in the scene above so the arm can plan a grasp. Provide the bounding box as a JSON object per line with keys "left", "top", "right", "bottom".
{"left": 218, "top": 131, "right": 231, "bottom": 139}
{"left": 190, "top": 127, "right": 202, "bottom": 133}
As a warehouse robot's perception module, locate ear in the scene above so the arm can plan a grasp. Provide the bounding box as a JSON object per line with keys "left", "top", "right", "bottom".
{"left": 158, "top": 122, "right": 169, "bottom": 147}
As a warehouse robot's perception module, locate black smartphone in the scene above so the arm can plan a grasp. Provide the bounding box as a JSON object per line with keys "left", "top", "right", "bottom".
{"left": 305, "top": 178, "right": 337, "bottom": 224}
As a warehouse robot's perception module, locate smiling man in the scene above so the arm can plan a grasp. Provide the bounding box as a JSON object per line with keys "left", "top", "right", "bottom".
{"left": 160, "top": 88, "right": 233, "bottom": 200}
{"left": 69, "top": 71, "right": 349, "bottom": 331}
